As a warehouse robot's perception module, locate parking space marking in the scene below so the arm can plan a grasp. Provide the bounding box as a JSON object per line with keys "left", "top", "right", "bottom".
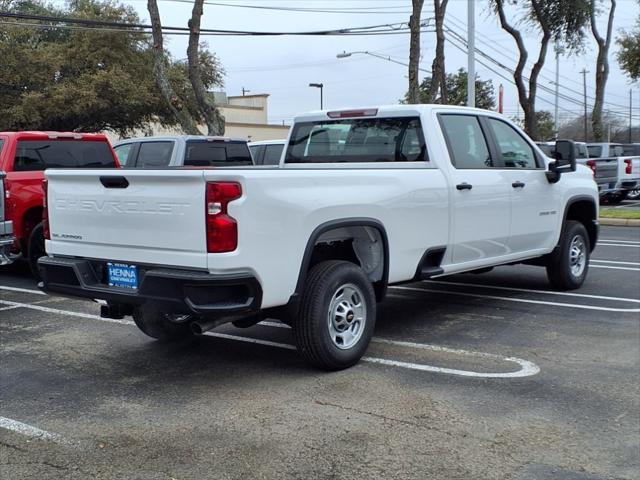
{"left": 591, "top": 259, "right": 640, "bottom": 266}
{"left": 390, "top": 286, "right": 640, "bottom": 313}
{"left": 597, "top": 243, "right": 640, "bottom": 248}
{"left": 0, "top": 285, "right": 46, "bottom": 295}
{"left": 591, "top": 265, "right": 640, "bottom": 271}
{"left": 0, "top": 301, "right": 540, "bottom": 379}
{"left": 422, "top": 280, "right": 640, "bottom": 304}
{"left": 0, "top": 416, "right": 64, "bottom": 443}
{"left": 0, "top": 305, "right": 21, "bottom": 312}
{"left": 600, "top": 239, "right": 640, "bottom": 244}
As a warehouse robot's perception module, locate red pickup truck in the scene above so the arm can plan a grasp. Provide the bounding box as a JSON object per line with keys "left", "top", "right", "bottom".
{"left": 0, "top": 132, "right": 119, "bottom": 277}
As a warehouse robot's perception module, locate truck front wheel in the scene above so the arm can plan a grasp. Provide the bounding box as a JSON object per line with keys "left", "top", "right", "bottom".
{"left": 293, "top": 260, "right": 376, "bottom": 370}
{"left": 132, "top": 305, "right": 193, "bottom": 342}
{"left": 546, "top": 220, "right": 590, "bottom": 290}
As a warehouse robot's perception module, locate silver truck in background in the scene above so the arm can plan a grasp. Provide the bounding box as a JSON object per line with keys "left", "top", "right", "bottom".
{"left": 587, "top": 142, "right": 640, "bottom": 203}
{"left": 112, "top": 136, "right": 254, "bottom": 168}
{"left": 0, "top": 171, "right": 14, "bottom": 265}
{"left": 537, "top": 141, "right": 618, "bottom": 200}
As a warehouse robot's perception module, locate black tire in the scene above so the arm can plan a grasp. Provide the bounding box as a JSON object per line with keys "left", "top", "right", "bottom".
{"left": 292, "top": 260, "right": 376, "bottom": 371}
{"left": 546, "top": 220, "right": 590, "bottom": 290}
{"left": 27, "top": 222, "right": 46, "bottom": 280}
{"left": 132, "top": 305, "right": 193, "bottom": 342}
{"left": 626, "top": 188, "right": 640, "bottom": 201}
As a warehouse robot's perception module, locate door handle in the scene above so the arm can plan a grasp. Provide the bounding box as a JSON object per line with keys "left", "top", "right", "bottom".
{"left": 456, "top": 182, "right": 473, "bottom": 191}
{"left": 100, "top": 176, "right": 130, "bottom": 189}
{"left": 512, "top": 181, "right": 525, "bottom": 188}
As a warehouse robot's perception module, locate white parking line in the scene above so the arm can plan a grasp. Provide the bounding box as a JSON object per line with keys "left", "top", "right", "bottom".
{"left": 0, "top": 416, "right": 64, "bottom": 443}
{"left": 390, "top": 285, "right": 640, "bottom": 313}
{"left": 0, "top": 305, "right": 21, "bottom": 312}
{"left": 591, "top": 259, "right": 640, "bottom": 266}
{"left": 256, "top": 321, "right": 539, "bottom": 378}
{"left": 598, "top": 243, "right": 640, "bottom": 248}
{"left": 0, "top": 285, "right": 46, "bottom": 295}
{"left": 591, "top": 265, "right": 640, "bottom": 272}
{"left": 422, "top": 280, "right": 640, "bottom": 304}
{"left": 0, "top": 301, "right": 539, "bottom": 379}
{"left": 600, "top": 239, "right": 640, "bottom": 244}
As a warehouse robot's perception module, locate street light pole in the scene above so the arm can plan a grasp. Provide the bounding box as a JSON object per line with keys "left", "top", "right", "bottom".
{"left": 309, "top": 83, "right": 324, "bottom": 109}
{"left": 467, "top": 0, "right": 475, "bottom": 107}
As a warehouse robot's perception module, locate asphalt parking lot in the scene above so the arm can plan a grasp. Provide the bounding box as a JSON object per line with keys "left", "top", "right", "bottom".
{"left": 1, "top": 225, "right": 638, "bottom": 480}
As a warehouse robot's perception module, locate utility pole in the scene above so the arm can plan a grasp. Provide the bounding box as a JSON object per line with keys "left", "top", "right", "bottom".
{"left": 554, "top": 48, "right": 560, "bottom": 134}
{"left": 630, "top": 89, "right": 633, "bottom": 143}
{"left": 581, "top": 68, "right": 589, "bottom": 142}
{"left": 242, "top": 87, "right": 250, "bottom": 96}
{"left": 467, "top": 0, "right": 475, "bottom": 107}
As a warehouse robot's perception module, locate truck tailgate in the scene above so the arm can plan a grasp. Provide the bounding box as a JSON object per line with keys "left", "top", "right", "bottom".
{"left": 46, "top": 169, "right": 208, "bottom": 269}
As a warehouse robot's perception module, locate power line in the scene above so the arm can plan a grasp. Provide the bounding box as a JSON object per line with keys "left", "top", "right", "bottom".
{"left": 0, "top": 11, "right": 428, "bottom": 36}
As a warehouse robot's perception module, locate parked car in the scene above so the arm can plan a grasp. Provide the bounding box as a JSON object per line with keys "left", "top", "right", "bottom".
{"left": 621, "top": 144, "right": 640, "bottom": 199}
{"left": 40, "top": 105, "right": 598, "bottom": 370}
{"left": 587, "top": 142, "right": 640, "bottom": 203}
{"left": 113, "top": 136, "right": 253, "bottom": 168}
{"left": 248, "top": 139, "right": 286, "bottom": 165}
{"left": 0, "top": 170, "right": 14, "bottom": 265}
{"left": 0, "top": 132, "right": 119, "bottom": 277}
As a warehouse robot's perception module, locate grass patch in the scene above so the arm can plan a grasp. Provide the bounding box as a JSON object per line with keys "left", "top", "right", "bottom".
{"left": 599, "top": 209, "right": 640, "bottom": 219}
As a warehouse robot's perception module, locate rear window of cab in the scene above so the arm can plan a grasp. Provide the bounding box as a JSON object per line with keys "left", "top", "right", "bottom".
{"left": 13, "top": 140, "right": 116, "bottom": 171}
{"left": 285, "top": 116, "right": 426, "bottom": 164}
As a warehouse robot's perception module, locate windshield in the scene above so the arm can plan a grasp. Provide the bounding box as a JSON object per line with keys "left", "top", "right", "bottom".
{"left": 14, "top": 140, "right": 116, "bottom": 171}
{"left": 285, "top": 117, "right": 426, "bottom": 164}
{"left": 184, "top": 140, "right": 253, "bottom": 167}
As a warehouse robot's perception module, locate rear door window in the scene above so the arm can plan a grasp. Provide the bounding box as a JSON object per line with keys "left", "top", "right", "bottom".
{"left": 285, "top": 116, "right": 426, "bottom": 163}
{"left": 439, "top": 114, "right": 492, "bottom": 169}
{"left": 13, "top": 140, "right": 116, "bottom": 171}
{"left": 263, "top": 144, "right": 284, "bottom": 165}
{"left": 135, "top": 141, "right": 174, "bottom": 168}
{"left": 184, "top": 141, "right": 253, "bottom": 167}
{"left": 249, "top": 145, "right": 264, "bottom": 164}
{"left": 587, "top": 146, "right": 602, "bottom": 158}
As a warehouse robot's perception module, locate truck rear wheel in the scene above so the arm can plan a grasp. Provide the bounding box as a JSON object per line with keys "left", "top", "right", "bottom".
{"left": 293, "top": 260, "right": 376, "bottom": 370}
{"left": 546, "top": 220, "right": 590, "bottom": 291}
{"left": 27, "top": 222, "right": 46, "bottom": 280}
{"left": 132, "top": 305, "right": 193, "bottom": 342}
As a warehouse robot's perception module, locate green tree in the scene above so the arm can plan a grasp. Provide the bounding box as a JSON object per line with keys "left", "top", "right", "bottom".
{"left": 411, "top": 69, "right": 496, "bottom": 110}
{"left": 535, "top": 111, "right": 555, "bottom": 140}
{"left": 617, "top": 18, "right": 640, "bottom": 80}
{"left": 0, "top": 0, "right": 224, "bottom": 135}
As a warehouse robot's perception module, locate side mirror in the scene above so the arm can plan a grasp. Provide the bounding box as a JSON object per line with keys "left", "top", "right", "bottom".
{"left": 547, "top": 139, "right": 576, "bottom": 183}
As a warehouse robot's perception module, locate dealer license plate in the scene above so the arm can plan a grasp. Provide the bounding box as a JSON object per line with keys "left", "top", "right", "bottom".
{"left": 107, "top": 263, "right": 138, "bottom": 289}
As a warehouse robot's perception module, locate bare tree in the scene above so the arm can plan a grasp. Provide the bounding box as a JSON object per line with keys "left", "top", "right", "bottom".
{"left": 491, "top": 0, "right": 590, "bottom": 140}
{"left": 188, "top": 0, "right": 225, "bottom": 136}
{"left": 147, "top": 0, "right": 200, "bottom": 135}
{"left": 429, "top": 0, "right": 449, "bottom": 104}
{"left": 408, "top": 0, "right": 425, "bottom": 104}
{"left": 590, "top": 0, "right": 616, "bottom": 141}
{"left": 492, "top": 0, "right": 551, "bottom": 139}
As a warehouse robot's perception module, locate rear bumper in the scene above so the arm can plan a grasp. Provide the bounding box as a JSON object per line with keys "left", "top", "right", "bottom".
{"left": 0, "top": 221, "right": 14, "bottom": 266}
{"left": 38, "top": 256, "right": 262, "bottom": 317}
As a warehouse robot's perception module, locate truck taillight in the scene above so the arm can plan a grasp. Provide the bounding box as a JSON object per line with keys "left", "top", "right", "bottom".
{"left": 586, "top": 160, "right": 597, "bottom": 175}
{"left": 42, "top": 179, "right": 50, "bottom": 240}
{"left": 206, "top": 182, "right": 241, "bottom": 253}
{"left": 624, "top": 158, "right": 632, "bottom": 175}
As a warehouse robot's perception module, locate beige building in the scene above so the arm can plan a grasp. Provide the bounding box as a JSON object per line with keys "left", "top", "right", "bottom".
{"left": 107, "top": 92, "right": 290, "bottom": 142}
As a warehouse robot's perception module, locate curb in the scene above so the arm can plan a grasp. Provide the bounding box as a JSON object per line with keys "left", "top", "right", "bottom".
{"left": 598, "top": 217, "right": 640, "bottom": 227}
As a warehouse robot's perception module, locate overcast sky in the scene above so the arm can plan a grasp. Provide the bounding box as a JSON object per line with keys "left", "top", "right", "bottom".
{"left": 80, "top": 0, "right": 640, "bottom": 126}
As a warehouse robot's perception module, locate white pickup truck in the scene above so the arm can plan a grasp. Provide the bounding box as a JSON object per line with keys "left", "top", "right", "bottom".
{"left": 587, "top": 142, "right": 640, "bottom": 202}
{"left": 39, "top": 106, "right": 599, "bottom": 370}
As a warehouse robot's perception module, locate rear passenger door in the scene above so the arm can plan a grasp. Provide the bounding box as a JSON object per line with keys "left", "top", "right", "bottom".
{"left": 485, "top": 118, "right": 559, "bottom": 253}
{"left": 439, "top": 114, "right": 511, "bottom": 266}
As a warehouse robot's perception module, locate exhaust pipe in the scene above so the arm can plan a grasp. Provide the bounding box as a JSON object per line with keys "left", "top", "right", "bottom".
{"left": 190, "top": 318, "right": 227, "bottom": 335}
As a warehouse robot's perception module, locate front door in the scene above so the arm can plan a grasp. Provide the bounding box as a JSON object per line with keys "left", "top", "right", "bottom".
{"left": 439, "top": 114, "right": 512, "bottom": 265}
{"left": 485, "top": 117, "right": 559, "bottom": 253}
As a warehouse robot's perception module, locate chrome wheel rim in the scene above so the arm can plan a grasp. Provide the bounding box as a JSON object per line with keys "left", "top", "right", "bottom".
{"left": 327, "top": 283, "right": 366, "bottom": 350}
{"left": 569, "top": 235, "right": 587, "bottom": 277}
